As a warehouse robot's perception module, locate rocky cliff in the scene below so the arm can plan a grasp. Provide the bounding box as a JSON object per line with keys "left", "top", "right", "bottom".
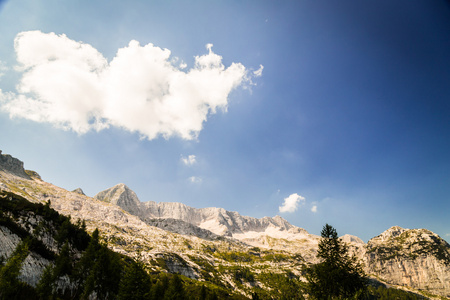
{"left": 363, "top": 226, "right": 450, "bottom": 297}
{"left": 0, "top": 150, "right": 30, "bottom": 179}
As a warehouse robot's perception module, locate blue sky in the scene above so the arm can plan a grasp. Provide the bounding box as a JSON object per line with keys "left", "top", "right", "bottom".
{"left": 0, "top": 0, "right": 449, "bottom": 242}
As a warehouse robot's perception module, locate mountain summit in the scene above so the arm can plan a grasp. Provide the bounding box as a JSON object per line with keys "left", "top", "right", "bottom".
{"left": 94, "top": 183, "right": 141, "bottom": 216}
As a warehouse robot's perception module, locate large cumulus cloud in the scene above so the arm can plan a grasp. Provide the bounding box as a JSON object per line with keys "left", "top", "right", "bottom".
{"left": 0, "top": 31, "right": 262, "bottom": 140}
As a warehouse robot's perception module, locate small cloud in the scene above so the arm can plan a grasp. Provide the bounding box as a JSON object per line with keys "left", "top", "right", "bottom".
{"left": 181, "top": 154, "right": 196, "bottom": 166}
{"left": 188, "top": 176, "right": 202, "bottom": 184}
{"left": 253, "top": 65, "right": 264, "bottom": 77}
{"left": 279, "top": 193, "right": 305, "bottom": 213}
{"left": 0, "top": 61, "right": 7, "bottom": 78}
{"left": 311, "top": 205, "right": 317, "bottom": 213}
{"left": 206, "top": 43, "right": 214, "bottom": 53}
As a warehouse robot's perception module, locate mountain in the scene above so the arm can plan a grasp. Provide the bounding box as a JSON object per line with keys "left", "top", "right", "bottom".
{"left": 1, "top": 149, "right": 450, "bottom": 299}
{"left": 95, "top": 183, "right": 307, "bottom": 237}
{"left": 364, "top": 226, "right": 450, "bottom": 296}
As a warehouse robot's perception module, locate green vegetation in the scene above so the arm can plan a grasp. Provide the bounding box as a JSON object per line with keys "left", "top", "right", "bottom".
{"left": 254, "top": 272, "right": 305, "bottom": 300}
{"left": 368, "top": 229, "right": 450, "bottom": 265}
{"left": 365, "top": 285, "right": 426, "bottom": 299}
{"left": 0, "top": 238, "right": 35, "bottom": 300}
{"left": 305, "top": 224, "right": 367, "bottom": 299}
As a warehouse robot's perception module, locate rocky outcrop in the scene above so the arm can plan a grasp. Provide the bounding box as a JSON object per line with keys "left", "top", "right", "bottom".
{"left": 143, "top": 218, "right": 219, "bottom": 240}
{"left": 72, "top": 188, "right": 85, "bottom": 195}
{"left": 152, "top": 253, "right": 199, "bottom": 279}
{"left": 363, "top": 226, "right": 450, "bottom": 298}
{"left": 340, "top": 234, "right": 365, "bottom": 245}
{"left": 94, "top": 183, "right": 141, "bottom": 217}
{"left": 0, "top": 150, "right": 30, "bottom": 179}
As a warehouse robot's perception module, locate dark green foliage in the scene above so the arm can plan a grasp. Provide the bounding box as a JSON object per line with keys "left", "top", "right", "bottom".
{"left": 255, "top": 272, "right": 304, "bottom": 300}
{"left": 215, "top": 251, "right": 255, "bottom": 263}
{"left": 366, "top": 285, "right": 427, "bottom": 299}
{"left": 36, "top": 241, "right": 74, "bottom": 298}
{"left": 36, "top": 264, "right": 54, "bottom": 299}
{"left": 118, "top": 259, "right": 152, "bottom": 300}
{"left": 305, "top": 224, "right": 367, "bottom": 299}
{"left": 164, "top": 273, "right": 186, "bottom": 300}
{"left": 151, "top": 274, "right": 170, "bottom": 300}
{"left": 230, "top": 266, "right": 254, "bottom": 284}
{"left": 0, "top": 239, "right": 37, "bottom": 300}
{"left": 74, "top": 229, "right": 123, "bottom": 299}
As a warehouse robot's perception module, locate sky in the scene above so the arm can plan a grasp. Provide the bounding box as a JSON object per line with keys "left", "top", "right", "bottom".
{"left": 0, "top": 0, "right": 449, "bottom": 242}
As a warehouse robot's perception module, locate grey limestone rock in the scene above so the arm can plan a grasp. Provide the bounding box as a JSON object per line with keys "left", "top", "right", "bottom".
{"left": 72, "top": 188, "right": 86, "bottom": 195}
{"left": 0, "top": 150, "right": 30, "bottom": 179}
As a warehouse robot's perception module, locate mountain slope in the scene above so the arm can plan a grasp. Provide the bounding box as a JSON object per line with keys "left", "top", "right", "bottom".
{"left": 1, "top": 150, "right": 450, "bottom": 298}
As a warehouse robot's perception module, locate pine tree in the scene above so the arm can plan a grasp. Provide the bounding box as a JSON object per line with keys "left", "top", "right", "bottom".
{"left": 118, "top": 259, "right": 152, "bottom": 300}
{"left": 37, "top": 241, "right": 73, "bottom": 298}
{"left": 164, "top": 274, "right": 185, "bottom": 300}
{"left": 0, "top": 240, "right": 30, "bottom": 300}
{"left": 305, "top": 224, "right": 367, "bottom": 299}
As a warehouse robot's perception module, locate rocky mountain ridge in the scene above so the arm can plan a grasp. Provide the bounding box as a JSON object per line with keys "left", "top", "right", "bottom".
{"left": 1, "top": 150, "right": 450, "bottom": 298}
{"left": 94, "top": 183, "right": 304, "bottom": 239}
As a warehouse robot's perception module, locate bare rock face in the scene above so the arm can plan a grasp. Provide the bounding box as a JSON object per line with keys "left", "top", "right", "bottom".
{"left": 72, "top": 188, "right": 86, "bottom": 196}
{"left": 94, "top": 183, "right": 142, "bottom": 217}
{"left": 0, "top": 150, "right": 30, "bottom": 179}
{"left": 364, "top": 226, "right": 450, "bottom": 298}
{"left": 340, "top": 234, "right": 365, "bottom": 245}
{"left": 143, "top": 218, "right": 219, "bottom": 240}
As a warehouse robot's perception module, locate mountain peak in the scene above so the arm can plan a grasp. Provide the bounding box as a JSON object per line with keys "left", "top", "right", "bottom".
{"left": 72, "top": 188, "right": 86, "bottom": 195}
{"left": 94, "top": 183, "right": 141, "bottom": 216}
{"left": 372, "top": 226, "right": 407, "bottom": 242}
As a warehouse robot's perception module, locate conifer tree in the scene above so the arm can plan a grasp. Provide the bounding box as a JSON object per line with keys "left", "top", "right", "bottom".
{"left": 37, "top": 241, "right": 73, "bottom": 298}
{"left": 0, "top": 239, "right": 30, "bottom": 300}
{"left": 118, "top": 259, "right": 152, "bottom": 300}
{"left": 164, "top": 273, "right": 185, "bottom": 300}
{"left": 305, "top": 224, "right": 367, "bottom": 299}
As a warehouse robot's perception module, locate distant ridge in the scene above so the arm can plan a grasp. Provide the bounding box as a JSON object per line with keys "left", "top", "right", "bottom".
{"left": 95, "top": 183, "right": 305, "bottom": 238}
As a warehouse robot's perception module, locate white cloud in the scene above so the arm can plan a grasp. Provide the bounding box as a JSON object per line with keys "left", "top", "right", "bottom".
{"left": 188, "top": 176, "right": 202, "bottom": 184}
{"left": 279, "top": 193, "right": 305, "bottom": 213}
{"left": 0, "top": 31, "right": 261, "bottom": 140}
{"left": 253, "top": 65, "right": 264, "bottom": 77}
{"left": 311, "top": 205, "right": 317, "bottom": 213}
{"left": 181, "top": 154, "right": 196, "bottom": 166}
{"left": 0, "top": 61, "right": 7, "bottom": 78}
